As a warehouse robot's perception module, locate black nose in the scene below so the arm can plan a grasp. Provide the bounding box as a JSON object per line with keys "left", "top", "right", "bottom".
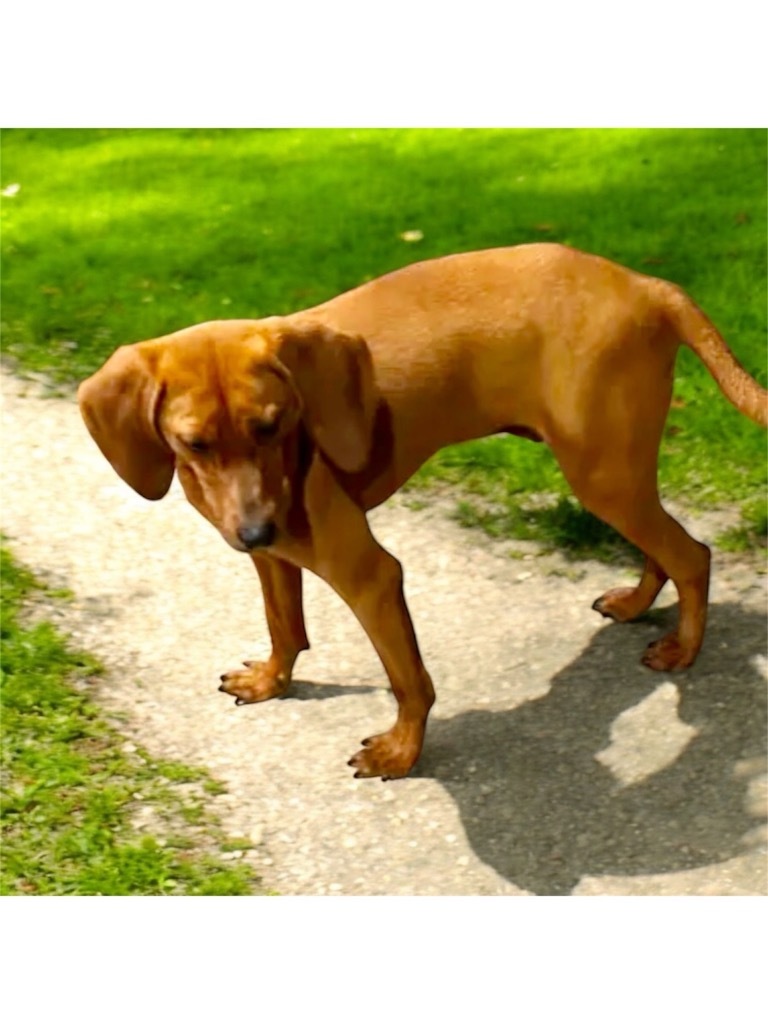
{"left": 236, "top": 521, "right": 276, "bottom": 550}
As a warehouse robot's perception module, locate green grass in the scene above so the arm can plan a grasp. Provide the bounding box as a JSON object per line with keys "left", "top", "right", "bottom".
{"left": 0, "top": 546, "right": 262, "bottom": 895}
{"left": 2, "top": 128, "right": 766, "bottom": 550}
{"left": 455, "top": 495, "right": 640, "bottom": 564}
{"left": 715, "top": 497, "right": 768, "bottom": 553}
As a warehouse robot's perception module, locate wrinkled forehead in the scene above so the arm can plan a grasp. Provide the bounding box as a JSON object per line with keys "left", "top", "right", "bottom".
{"left": 155, "top": 326, "right": 296, "bottom": 432}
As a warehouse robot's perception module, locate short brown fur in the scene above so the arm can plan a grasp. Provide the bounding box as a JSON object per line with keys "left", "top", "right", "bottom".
{"left": 78, "top": 244, "right": 768, "bottom": 779}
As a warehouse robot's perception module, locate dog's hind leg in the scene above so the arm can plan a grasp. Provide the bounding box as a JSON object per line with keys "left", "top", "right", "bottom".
{"left": 551, "top": 439, "right": 710, "bottom": 672}
{"left": 592, "top": 554, "right": 669, "bottom": 622}
{"left": 542, "top": 322, "right": 711, "bottom": 670}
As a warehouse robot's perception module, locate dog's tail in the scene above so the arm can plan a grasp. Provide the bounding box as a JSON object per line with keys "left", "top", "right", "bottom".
{"left": 659, "top": 282, "right": 768, "bottom": 428}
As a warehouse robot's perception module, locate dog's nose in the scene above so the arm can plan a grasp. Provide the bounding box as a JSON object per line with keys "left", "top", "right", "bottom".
{"left": 236, "top": 521, "right": 276, "bottom": 550}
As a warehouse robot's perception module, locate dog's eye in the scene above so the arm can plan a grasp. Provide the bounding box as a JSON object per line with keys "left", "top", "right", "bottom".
{"left": 186, "top": 438, "right": 210, "bottom": 454}
{"left": 252, "top": 419, "right": 279, "bottom": 442}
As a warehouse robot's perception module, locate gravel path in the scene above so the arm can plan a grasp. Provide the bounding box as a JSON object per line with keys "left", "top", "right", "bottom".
{"left": 2, "top": 368, "right": 766, "bottom": 895}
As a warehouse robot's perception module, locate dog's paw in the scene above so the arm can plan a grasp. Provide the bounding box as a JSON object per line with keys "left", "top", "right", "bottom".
{"left": 641, "top": 633, "right": 695, "bottom": 672}
{"left": 218, "top": 661, "right": 290, "bottom": 705}
{"left": 593, "top": 587, "right": 649, "bottom": 623}
{"left": 347, "top": 728, "right": 422, "bottom": 781}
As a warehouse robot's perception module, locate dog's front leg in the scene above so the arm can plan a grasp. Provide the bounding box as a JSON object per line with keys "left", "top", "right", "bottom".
{"left": 304, "top": 467, "right": 435, "bottom": 780}
{"left": 219, "top": 554, "right": 309, "bottom": 704}
{"left": 330, "top": 543, "right": 435, "bottom": 780}
{"left": 335, "top": 543, "right": 436, "bottom": 780}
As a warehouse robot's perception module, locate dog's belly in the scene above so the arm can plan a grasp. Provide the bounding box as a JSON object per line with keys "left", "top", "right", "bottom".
{"left": 339, "top": 387, "right": 543, "bottom": 512}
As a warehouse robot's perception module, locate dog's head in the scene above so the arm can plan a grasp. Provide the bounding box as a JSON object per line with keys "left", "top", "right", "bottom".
{"left": 77, "top": 319, "right": 377, "bottom": 552}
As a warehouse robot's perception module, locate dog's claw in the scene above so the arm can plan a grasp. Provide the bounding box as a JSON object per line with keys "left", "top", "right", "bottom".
{"left": 592, "top": 586, "right": 657, "bottom": 624}
{"left": 347, "top": 728, "right": 422, "bottom": 780}
{"left": 641, "top": 632, "right": 695, "bottom": 672}
{"left": 217, "top": 660, "right": 291, "bottom": 703}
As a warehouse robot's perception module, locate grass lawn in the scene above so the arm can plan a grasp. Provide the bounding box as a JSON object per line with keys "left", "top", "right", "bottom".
{"left": 2, "top": 128, "right": 766, "bottom": 550}
{"left": 0, "top": 546, "right": 262, "bottom": 895}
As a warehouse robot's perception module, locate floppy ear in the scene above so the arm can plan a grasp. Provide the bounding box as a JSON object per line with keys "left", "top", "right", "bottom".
{"left": 77, "top": 343, "right": 175, "bottom": 500}
{"left": 277, "top": 321, "right": 377, "bottom": 473}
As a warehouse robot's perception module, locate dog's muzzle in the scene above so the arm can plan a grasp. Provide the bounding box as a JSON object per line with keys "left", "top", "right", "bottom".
{"left": 236, "top": 521, "right": 277, "bottom": 550}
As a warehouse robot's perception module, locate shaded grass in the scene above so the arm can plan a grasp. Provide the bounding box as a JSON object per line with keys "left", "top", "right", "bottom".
{"left": 0, "top": 546, "right": 261, "bottom": 895}
{"left": 2, "top": 128, "right": 766, "bottom": 552}
{"left": 454, "top": 495, "right": 640, "bottom": 564}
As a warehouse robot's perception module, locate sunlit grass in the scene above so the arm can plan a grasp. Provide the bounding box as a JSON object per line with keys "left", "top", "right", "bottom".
{"left": 2, "top": 128, "right": 765, "bottom": 548}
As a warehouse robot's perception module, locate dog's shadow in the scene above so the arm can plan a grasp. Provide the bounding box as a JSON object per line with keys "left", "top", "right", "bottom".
{"left": 414, "top": 603, "right": 767, "bottom": 895}
{"left": 283, "top": 680, "right": 378, "bottom": 701}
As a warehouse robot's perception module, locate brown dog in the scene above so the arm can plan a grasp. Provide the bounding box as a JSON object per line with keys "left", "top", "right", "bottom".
{"left": 78, "top": 244, "right": 767, "bottom": 779}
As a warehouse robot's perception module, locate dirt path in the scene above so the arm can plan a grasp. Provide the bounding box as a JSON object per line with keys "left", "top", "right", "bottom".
{"left": 1, "top": 369, "right": 766, "bottom": 895}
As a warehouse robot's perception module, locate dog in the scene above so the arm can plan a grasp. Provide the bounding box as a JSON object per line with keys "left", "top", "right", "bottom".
{"left": 78, "top": 243, "right": 768, "bottom": 779}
